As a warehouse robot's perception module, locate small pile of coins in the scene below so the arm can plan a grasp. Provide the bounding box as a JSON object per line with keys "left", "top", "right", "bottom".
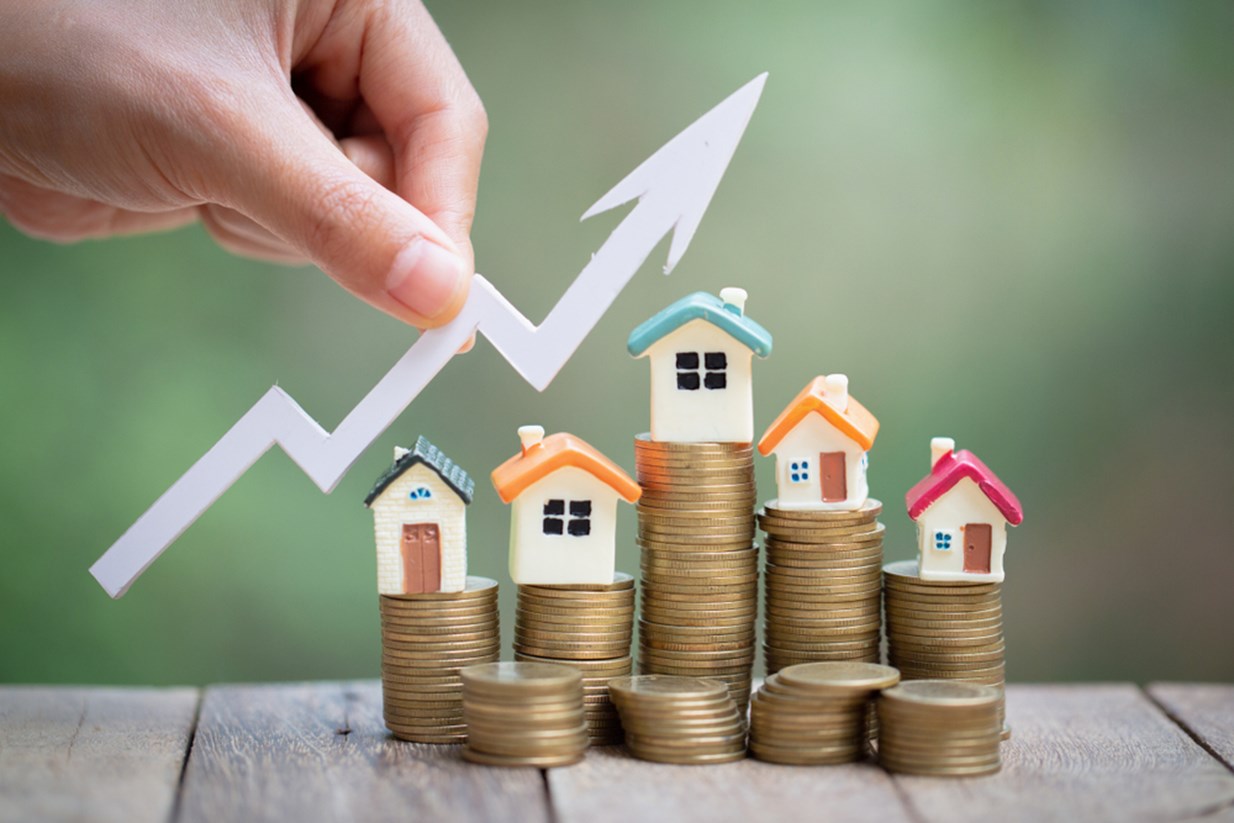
{"left": 608, "top": 675, "right": 747, "bottom": 764}
{"left": 514, "top": 572, "right": 635, "bottom": 745}
{"left": 378, "top": 576, "right": 500, "bottom": 743}
{"left": 634, "top": 434, "right": 758, "bottom": 709}
{"left": 461, "top": 662, "right": 588, "bottom": 767}
{"left": 877, "top": 680, "right": 1003, "bottom": 776}
{"left": 882, "top": 560, "right": 1007, "bottom": 733}
{"left": 749, "top": 661, "right": 900, "bottom": 765}
{"left": 758, "top": 500, "right": 884, "bottom": 673}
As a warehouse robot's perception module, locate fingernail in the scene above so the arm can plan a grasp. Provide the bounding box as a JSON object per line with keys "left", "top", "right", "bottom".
{"left": 386, "top": 237, "right": 466, "bottom": 321}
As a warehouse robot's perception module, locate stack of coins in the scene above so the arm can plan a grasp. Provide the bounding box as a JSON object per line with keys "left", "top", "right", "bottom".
{"left": 882, "top": 560, "right": 1007, "bottom": 733}
{"left": 749, "top": 661, "right": 900, "bottom": 765}
{"left": 461, "top": 662, "right": 588, "bottom": 767}
{"left": 378, "top": 576, "right": 500, "bottom": 743}
{"left": 877, "top": 680, "right": 1003, "bottom": 776}
{"left": 513, "top": 572, "right": 635, "bottom": 745}
{"left": 758, "top": 500, "right": 884, "bottom": 673}
{"left": 634, "top": 434, "right": 758, "bottom": 709}
{"left": 608, "top": 675, "right": 747, "bottom": 765}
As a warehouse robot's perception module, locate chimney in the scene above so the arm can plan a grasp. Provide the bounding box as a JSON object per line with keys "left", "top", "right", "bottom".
{"left": 822, "top": 373, "right": 849, "bottom": 411}
{"left": 518, "top": 425, "right": 545, "bottom": 456}
{"left": 720, "top": 287, "right": 747, "bottom": 316}
{"left": 394, "top": 446, "right": 410, "bottom": 461}
{"left": 931, "top": 437, "right": 955, "bottom": 468}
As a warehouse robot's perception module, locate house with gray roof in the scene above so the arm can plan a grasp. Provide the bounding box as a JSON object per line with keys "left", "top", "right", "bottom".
{"left": 364, "top": 436, "right": 473, "bottom": 595}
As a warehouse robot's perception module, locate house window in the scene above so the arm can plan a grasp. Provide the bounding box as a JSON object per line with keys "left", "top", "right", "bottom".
{"left": 789, "top": 460, "right": 811, "bottom": 483}
{"left": 543, "top": 499, "right": 592, "bottom": 537}
{"left": 676, "top": 351, "right": 728, "bottom": 391}
{"left": 934, "top": 530, "right": 954, "bottom": 551}
{"left": 408, "top": 486, "right": 432, "bottom": 500}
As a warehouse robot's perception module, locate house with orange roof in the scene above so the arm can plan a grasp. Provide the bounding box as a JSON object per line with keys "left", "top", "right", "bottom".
{"left": 492, "top": 425, "right": 642, "bottom": 585}
{"left": 757, "top": 374, "right": 880, "bottom": 511}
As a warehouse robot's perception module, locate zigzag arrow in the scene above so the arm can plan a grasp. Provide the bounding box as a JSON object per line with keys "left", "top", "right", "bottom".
{"left": 90, "top": 73, "right": 767, "bottom": 598}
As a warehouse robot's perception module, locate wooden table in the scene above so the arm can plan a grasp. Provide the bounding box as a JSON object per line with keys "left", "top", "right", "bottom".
{"left": 2, "top": 682, "right": 1232, "bottom": 822}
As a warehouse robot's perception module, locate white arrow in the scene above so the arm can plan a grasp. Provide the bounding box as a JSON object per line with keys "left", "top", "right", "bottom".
{"left": 90, "top": 73, "right": 767, "bottom": 598}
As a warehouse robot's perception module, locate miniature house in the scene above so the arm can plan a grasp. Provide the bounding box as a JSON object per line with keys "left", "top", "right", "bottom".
{"left": 491, "top": 426, "right": 641, "bottom": 585}
{"left": 905, "top": 437, "right": 1024, "bottom": 583}
{"left": 627, "top": 287, "right": 773, "bottom": 443}
{"left": 757, "top": 374, "right": 880, "bottom": 511}
{"left": 364, "top": 436, "right": 475, "bottom": 595}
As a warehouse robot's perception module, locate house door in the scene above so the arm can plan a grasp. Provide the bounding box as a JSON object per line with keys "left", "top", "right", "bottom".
{"left": 820, "top": 452, "right": 848, "bottom": 503}
{"left": 401, "top": 523, "right": 441, "bottom": 594}
{"left": 964, "top": 523, "right": 992, "bottom": 574}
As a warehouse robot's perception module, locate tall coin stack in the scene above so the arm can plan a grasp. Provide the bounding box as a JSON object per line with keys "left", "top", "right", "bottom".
{"left": 379, "top": 576, "right": 500, "bottom": 743}
{"left": 877, "top": 680, "right": 1003, "bottom": 776}
{"left": 882, "top": 560, "right": 1007, "bottom": 732}
{"left": 609, "top": 675, "right": 747, "bottom": 765}
{"left": 513, "top": 572, "right": 635, "bottom": 745}
{"left": 461, "top": 662, "right": 588, "bottom": 767}
{"left": 758, "top": 500, "right": 884, "bottom": 673}
{"left": 633, "top": 434, "right": 758, "bottom": 709}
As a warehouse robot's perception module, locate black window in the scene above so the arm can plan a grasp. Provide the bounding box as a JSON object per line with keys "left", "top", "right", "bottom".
{"left": 543, "top": 498, "right": 592, "bottom": 537}
{"left": 676, "top": 350, "right": 728, "bottom": 391}
{"left": 543, "top": 499, "right": 565, "bottom": 535}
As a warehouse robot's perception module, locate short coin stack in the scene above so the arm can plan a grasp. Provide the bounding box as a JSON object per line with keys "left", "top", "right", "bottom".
{"left": 461, "top": 662, "right": 588, "bottom": 767}
{"left": 634, "top": 434, "right": 758, "bottom": 709}
{"left": 758, "top": 500, "right": 884, "bottom": 673}
{"left": 379, "top": 576, "right": 500, "bottom": 743}
{"left": 877, "top": 680, "right": 1003, "bottom": 776}
{"left": 882, "top": 560, "right": 1007, "bottom": 733}
{"left": 608, "top": 675, "right": 747, "bottom": 764}
{"left": 514, "top": 572, "right": 635, "bottom": 745}
{"left": 749, "top": 661, "right": 900, "bottom": 765}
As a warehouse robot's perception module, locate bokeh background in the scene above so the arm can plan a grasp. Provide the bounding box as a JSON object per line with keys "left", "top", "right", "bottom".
{"left": 2, "top": 1, "right": 1232, "bottom": 687}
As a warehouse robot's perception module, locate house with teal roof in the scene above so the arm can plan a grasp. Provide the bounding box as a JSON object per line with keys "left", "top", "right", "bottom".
{"left": 627, "top": 287, "right": 773, "bottom": 443}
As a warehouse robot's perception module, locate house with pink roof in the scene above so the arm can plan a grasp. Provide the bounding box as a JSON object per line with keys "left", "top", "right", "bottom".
{"left": 905, "top": 437, "right": 1024, "bottom": 583}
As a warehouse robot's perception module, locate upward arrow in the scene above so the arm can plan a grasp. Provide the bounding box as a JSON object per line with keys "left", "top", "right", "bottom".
{"left": 89, "top": 73, "right": 767, "bottom": 598}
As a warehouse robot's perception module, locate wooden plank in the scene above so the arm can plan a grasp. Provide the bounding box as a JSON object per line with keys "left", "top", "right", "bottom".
{"left": 891, "top": 684, "right": 1234, "bottom": 823}
{"left": 0, "top": 685, "right": 198, "bottom": 823}
{"left": 177, "top": 681, "right": 548, "bottom": 823}
{"left": 547, "top": 745, "right": 914, "bottom": 822}
{"left": 1148, "top": 683, "right": 1234, "bottom": 770}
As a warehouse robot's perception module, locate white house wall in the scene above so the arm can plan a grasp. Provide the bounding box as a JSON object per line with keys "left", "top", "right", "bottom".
{"left": 769, "top": 413, "right": 869, "bottom": 511}
{"left": 643, "top": 319, "right": 754, "bottom": 443}
{"left": 915, "top": 476, "right": 1007, "bottom": 583}
{"left": 371, "top": 464, "right": 467, "bottom": 594}
{"left": 510, "top": 466, "right": 621, "bottom": 585}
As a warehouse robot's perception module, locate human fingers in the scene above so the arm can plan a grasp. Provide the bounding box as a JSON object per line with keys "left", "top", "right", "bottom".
{"left": 0, "top": 173, "right": 197, "bottom": 242}
{"left": 293, "top": 0, "right": 487, "bottom": 257}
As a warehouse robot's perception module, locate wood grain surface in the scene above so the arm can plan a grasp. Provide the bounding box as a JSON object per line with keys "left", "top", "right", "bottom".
{"left": 1148, "top": 682, "right": 1234, "bottom": 770}
{"left": 0, "top": 686, "right": 198, "bottom": 823}
{"left": 889, "top": 684, "right": 1234, "bottom": 823}
{"left": 4, "top": 682, "right": 1233, "bottom": 823}
{"left": 177, "top": 681, "right": 548, "bottom": 823}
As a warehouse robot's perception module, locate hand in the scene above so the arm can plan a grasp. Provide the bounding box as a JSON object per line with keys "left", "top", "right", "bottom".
{"left": 0, "top": 0, "right": 487, "bottom": 329}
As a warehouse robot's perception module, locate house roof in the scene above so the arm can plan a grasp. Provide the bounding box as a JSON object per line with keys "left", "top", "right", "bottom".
{"left": 364, "top": 435, "right": 475, "bottom": 507}
{"left": 627, "top": 291, "right": 773, "bottom": 358}
{"left": 757, "top": 376, "right": 881, "bottom": 455}
{"left": 905, "top": 448, "right": 1023, "bottom": 525}
{"left": 491, "top": 432, "right": 642, "bottom": 505}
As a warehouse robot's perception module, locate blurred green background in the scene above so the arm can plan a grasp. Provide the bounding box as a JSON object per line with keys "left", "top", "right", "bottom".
{"left": 2, "top": 1, "right": 1232, "bottom": 687}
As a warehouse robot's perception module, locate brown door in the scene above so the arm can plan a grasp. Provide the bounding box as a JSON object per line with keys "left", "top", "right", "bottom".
{"left": 820, "top": 452, "right": 848, "bottom": 503}
{"left": 964, "top": 523, "right": 992, "bottom": 574}
{"left": 401, "top": 523, "right": 441, "bottom": 594}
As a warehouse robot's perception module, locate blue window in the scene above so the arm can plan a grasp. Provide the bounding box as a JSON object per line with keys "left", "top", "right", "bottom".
{"left": 934, "top": 531, "right": 954, "bottom": 551}
{"left": 789, "top": 460, "right": 811, "bottom": 483}
{"left": 408, "top": 486, "right": 432, "bottom": 500}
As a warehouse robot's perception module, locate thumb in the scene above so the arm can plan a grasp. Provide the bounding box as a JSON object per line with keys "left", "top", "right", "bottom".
{"left": 217, "top": 99, "right": 471, "bottom": 328}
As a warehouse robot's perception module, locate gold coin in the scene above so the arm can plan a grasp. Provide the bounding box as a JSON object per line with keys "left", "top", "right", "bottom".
{"left": 460, "top": 661, "right": 582, "bottom": 693}
{"left": 521, "top": 572, "right": 634, "bottom": 592}
{"left": 761, "top": 499, "right": 882, "bottom": 520}
{"left": 776, "top": 661, "right": 900, "bottom": 692}
{"left": 462, "top": 748, "right": 585, "bottom": 768}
